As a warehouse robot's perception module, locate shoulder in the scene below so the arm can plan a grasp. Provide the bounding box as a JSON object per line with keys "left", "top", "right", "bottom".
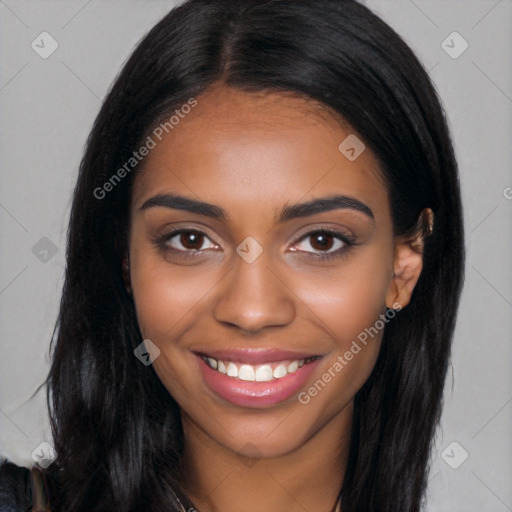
{"left": 0, "top": 458, "right": 30, "bottom": 512}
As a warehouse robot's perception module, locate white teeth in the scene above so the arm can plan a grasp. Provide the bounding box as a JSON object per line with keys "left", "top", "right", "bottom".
{"left": 238, "top": 365, "right": 256, "bottom": 381}
{"left": 255, "top": 365, "right": 273, "bottom": 382}
{"left": 203, "top": 356, "right": 314, "bottom": 381}
{"left": 287, "top": 361, "right": 299, "bottom": 373}
{"left": 227, "top": 362, "right": 238, "bottom": 377}
{"left": 273, "top": 365, "right": 287, "bottom": 379}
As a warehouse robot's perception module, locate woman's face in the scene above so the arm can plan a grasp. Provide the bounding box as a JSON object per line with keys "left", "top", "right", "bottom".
{"left": 128, "top": 84, "right": 410, "bottom": 459}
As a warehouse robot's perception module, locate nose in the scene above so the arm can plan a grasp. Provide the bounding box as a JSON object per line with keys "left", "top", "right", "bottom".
{"left": 213, "top": 252, "right": 296, "bottom": 334}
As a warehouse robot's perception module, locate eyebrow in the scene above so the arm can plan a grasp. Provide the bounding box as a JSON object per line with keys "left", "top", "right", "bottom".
{"left": 140, "top": 193, "right": 375, "bottom": 223}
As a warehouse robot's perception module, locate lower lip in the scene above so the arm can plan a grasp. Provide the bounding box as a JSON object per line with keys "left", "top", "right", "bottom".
{"left": 196, "top": 355, "right": 322, "bottom": 408}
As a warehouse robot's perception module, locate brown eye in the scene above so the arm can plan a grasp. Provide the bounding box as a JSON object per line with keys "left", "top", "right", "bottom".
{"left": 178, "top": 231, "right": 205, "bottom": 250}
{"left": 291, "top": 229, "right": 355, "bottom": 260}
{"left": 157, "top": 229, "right": 217, "bottom": 256}
{"left": 309, "top": 232, "right": 335, "bottom": 251}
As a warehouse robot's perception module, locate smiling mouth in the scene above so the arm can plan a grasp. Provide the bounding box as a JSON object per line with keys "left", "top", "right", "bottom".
{"left": 199, "top": 355, "right": 321, "bottom": 382}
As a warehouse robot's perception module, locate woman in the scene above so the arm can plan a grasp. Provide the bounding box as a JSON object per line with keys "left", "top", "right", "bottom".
{"left": 0, "top": 0, "right": 465, "bottom": 510}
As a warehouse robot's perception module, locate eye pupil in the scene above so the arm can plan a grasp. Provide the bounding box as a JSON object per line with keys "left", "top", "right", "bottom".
{"left": 181, "top": 231, "right": 203, "bottom": 250}
{"left": 311, "top": 233, "right": 334, "bottom": 251}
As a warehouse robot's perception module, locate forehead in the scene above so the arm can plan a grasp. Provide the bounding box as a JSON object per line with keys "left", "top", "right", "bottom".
{"left": 132, "top": 85, "right": 389, "bottom": 223}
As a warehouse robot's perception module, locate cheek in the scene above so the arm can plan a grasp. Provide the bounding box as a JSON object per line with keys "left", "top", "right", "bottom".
{"left": 130, "top": 252, "right": 217, "bottom": 340}
{"left": 129, "top": 252, "right": 212, "bottom": 400}
{"left": 295, "top": 251, "right": 392, "bottom": 352}
{"left": 291, "top": 259, "right": 391, "bottom": 419}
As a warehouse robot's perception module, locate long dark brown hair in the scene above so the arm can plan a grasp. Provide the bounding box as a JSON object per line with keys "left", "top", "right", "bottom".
{"left": 44, "top": 1, "right": 465, "bottom": 510}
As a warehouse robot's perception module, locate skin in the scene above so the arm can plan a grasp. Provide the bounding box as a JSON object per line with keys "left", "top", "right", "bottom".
{"left": 126, "top": 84, "right": 424, "bottom": 512}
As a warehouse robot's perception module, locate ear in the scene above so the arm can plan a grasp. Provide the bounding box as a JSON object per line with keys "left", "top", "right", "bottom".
{"left": 385, "top": 208, "right": 433, "bottom": 309}
{"left": 385, "top": 243, "right": 423, "bottom": 309}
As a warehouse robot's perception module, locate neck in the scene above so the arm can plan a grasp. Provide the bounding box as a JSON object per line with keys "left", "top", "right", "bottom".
{"left": 179, "top": 403, "right": 352, "bottom": 512}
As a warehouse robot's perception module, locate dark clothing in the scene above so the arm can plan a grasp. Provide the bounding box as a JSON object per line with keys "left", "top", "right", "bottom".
{"left": 0, "top": 459, "right": 51, "bottom": 512}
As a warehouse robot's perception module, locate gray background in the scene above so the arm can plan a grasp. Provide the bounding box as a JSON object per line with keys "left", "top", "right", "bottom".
{"left": 0, "top": 1, "right": 511, "bottom": 510}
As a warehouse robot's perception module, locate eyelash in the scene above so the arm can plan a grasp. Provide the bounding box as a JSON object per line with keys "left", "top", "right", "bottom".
{"left": 152, "top": 228, "right": 357, "bottom": 261}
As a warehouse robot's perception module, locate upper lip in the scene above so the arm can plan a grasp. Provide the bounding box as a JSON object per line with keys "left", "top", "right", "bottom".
{"left": 193, "top": 348, "right": 321, "bottom": 364}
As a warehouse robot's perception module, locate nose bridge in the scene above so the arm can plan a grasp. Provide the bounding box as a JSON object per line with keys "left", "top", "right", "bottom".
{"left": 213, "top": 248, "right": 296, "bottom": 332}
